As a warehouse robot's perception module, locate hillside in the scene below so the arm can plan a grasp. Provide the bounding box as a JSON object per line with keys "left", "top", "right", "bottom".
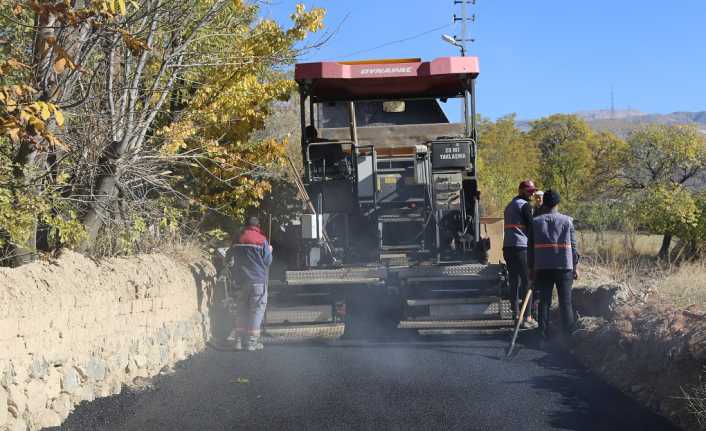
{"left": 519, "top": 109, "right": 706, "bottom": 136}
{"left": 586, "top": 110, "right": 706, "bottom": 136}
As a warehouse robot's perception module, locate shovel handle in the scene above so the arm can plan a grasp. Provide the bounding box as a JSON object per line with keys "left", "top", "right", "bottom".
{"left": 507, "top": 288, "right": 533, "bottom": 357}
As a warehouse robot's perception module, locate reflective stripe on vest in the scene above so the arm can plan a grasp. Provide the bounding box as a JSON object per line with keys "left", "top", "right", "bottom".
{"left": 534, "top": 243, "right": 571, "bottom": 249}
{"left": 532, "top": 213, "right": 575, "bottom": 270}
{"left": 504, "top": 224, "right": 525, "bottom": 230}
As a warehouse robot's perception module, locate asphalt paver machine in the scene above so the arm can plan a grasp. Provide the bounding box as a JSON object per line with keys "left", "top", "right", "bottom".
{"left": 272, "top": 57, "right": 509, "bottom": 335}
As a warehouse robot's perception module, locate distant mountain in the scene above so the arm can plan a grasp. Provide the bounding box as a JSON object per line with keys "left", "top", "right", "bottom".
{"left": 518, "top": 109, "right": 706, "bottom": 136}
{"left": 574, "top": 109, "right": 645, "bottom": 121}
{"left": 586, "top": 110, "right": 706, "bottom": 136}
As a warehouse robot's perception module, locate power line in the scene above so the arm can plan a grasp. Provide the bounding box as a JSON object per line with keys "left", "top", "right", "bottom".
{"left": 337, "top": 23, "right": 453, "bottom": 59}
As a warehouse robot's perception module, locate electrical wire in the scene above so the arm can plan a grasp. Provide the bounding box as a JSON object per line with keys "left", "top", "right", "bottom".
{"left": 337, "top": 22, "right": 453, "bottom": 59}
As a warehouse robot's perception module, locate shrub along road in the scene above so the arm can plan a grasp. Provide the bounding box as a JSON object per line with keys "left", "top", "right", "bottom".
{"left": 60, "top": 333, "right": 677, "bottom": 431}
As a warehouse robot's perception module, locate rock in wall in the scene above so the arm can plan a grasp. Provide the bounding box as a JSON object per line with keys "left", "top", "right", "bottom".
{"left": 0, "top": 251, "right": 216, "bottom": 431}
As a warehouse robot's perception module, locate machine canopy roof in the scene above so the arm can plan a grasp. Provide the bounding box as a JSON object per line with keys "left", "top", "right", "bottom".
{"left": 295, "top": 57, "right": 479, "bottom": 102}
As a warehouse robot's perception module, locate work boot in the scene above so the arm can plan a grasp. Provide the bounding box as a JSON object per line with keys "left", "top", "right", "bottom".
{"left": 246, "top": 335, "right": 264, "bottom": 351}
{"left": 234, "top": 337, "right": 243, "bottom": 351}
{"left": 522, "top": 316, "right": 539, "bottom": 329}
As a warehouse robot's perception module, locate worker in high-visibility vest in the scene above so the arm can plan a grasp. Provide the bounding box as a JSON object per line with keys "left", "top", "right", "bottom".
{"left": 503, "top": 180, "right": 539, "bottom": 329}
{"left": 529, "top": 190, "right": 579, "bottom": 339}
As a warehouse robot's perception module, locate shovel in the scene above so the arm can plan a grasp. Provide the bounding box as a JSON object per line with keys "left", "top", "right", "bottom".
{"left": 505, "top": 288, "right": 533, "bottom": 358}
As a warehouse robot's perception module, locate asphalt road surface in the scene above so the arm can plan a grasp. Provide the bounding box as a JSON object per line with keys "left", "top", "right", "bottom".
{"left": 60, "top": 332, "right": 678, "bottom": 431}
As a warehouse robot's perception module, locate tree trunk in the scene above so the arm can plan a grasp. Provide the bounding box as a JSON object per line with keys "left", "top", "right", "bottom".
{"left": 7, "top": 8, "right": 61, "bottom": 265}
{"left": 10, "top": 150, "right": 41, "bottom": 266}
{"left": 658, "top": 234, "right": 672, "bottom": 260}
{"left": 11, "top": 234, "right": 37, "bottom": 266}
{"left": 79, "top": 175, "right": 120, "bottom": 253}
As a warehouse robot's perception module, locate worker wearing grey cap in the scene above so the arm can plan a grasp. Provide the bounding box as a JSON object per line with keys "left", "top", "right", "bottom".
{"left": 529, "top": 190, "right": 579, "bottom": 339}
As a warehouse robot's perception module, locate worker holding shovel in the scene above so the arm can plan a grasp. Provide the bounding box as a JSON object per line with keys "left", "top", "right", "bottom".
{"left": 502, "top": 180, "right": 539, "bottom": 330}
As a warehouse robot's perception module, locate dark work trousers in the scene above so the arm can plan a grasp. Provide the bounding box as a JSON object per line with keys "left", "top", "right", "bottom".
{"left": 503, "top": 247, "right": 531, "bottom": 320}
{"left": 536, "top": 269, "right": 576, "bottom": 337}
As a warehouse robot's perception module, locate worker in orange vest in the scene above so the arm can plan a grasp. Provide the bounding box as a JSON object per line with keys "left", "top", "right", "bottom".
{"left": 503, "top": 180, "right": 539, "bottom": 329}
{"left": 529, "top": 190, "right": 579, "bottom": 339}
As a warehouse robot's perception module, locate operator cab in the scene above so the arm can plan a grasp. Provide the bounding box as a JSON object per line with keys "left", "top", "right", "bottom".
{"left": 295, "top": 57, "right": 487, "bottom": 269}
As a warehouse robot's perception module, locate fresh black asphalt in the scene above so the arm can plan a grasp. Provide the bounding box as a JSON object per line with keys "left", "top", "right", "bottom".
{"left": 59, "top": 333, "right": 678, "bottom": 431}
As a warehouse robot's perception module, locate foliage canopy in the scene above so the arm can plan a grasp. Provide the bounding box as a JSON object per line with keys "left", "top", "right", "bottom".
{"left": 0, "top": 0, "right": 324, "bottom": 262}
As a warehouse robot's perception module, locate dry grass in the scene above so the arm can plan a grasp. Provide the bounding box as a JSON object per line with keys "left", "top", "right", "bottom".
{"left": 577, "top": 231, "right": 706, "bottom": 310}
{"left": 577, "top": 230, "right": 662, "bottom": 296}
{"left": 163, "top": 240, "right": 209, "bottom": 266}
{"left": 658, "top": 261, "right": 706, "bottom": 309}
{"left": 685, "top": 375, "right": 706, "bottom": 430}
{"left": 579, "top": 258, "right": 706, "bottom": 310}
{"left": 577, "top": 230, "right": 663, "bottom": 263}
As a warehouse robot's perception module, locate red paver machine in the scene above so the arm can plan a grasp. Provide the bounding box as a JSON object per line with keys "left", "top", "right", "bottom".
{"left": 271, "top": 57, "right": 509, "bottom": 335}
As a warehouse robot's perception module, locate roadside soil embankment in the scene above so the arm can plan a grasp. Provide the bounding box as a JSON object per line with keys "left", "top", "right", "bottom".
{"left": 572, "top": 267, "right": 706, "bottom": 430}
{"left": 0, "top": 250, "right": 217, "bottom": 431}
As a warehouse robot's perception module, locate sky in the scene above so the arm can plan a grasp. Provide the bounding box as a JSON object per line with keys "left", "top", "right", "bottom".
{"left": 262, "top": 1, "right": 706, "bottom": 121}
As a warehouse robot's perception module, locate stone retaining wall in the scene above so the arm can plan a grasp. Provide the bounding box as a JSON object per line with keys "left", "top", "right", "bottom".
{"left": 0, "top": 251, "right": 215, "bottom": 431}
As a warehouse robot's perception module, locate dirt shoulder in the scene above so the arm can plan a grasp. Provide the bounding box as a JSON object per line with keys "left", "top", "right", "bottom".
{"left": 571, "top": 270, "right": 706, "bottom": 430}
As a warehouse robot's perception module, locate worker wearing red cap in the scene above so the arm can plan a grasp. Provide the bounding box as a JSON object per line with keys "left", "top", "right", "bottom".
{"left": 503, "top": 180, "right": 539, "bottom": 329}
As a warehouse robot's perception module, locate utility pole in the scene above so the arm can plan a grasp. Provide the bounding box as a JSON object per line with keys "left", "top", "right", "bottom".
{"left": 453, "top": 0, "right": 476, "bottom": 56}
{"left": 446, "top": 0, "right": 477, "bottom": 126}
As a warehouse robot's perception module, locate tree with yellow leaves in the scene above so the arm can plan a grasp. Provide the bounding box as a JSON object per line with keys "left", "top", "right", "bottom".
{"left": 527, "top": 114, "right": 626, "bottom": 210}
{"left": 156, "top": 1, "right": 324, "bottom": 222}
{"left": 623, "top": 124, "right": 706, "bottom": 258}
{"left": 476, "top": 114, "right": 539, "bottom": 215}
{"left": 0, "top": 0, "right": 325, "bottom": 263}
